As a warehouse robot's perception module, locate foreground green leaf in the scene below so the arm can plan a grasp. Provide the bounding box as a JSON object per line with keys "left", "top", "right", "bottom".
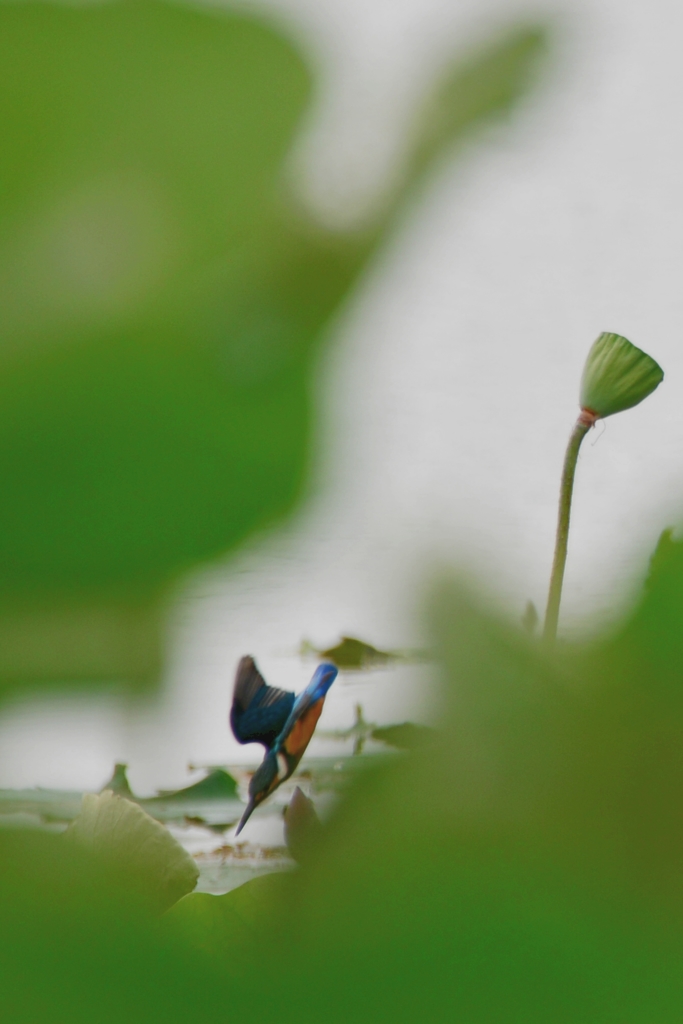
{"left": 163, "top": 871, "right": 292, "bottom": 964}
{"left": 0, "top": 4, "right": 547, "bottom": 692}
{"left": 7, "top": 556, "right": 683, "bottom": 1018}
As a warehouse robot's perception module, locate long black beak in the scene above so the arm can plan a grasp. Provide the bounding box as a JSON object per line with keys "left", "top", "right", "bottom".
{"left": 235, "top": 798, "right": 256, "bottom": 836}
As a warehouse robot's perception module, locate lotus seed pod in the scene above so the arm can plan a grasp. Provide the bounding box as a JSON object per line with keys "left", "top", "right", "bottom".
{"left": 579, "top": 332, "right": 664, "bottom": 419}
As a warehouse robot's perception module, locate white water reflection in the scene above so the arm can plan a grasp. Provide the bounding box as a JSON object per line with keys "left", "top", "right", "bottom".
{"left": 2, "top": 0, "right": 683, "bottom": 792}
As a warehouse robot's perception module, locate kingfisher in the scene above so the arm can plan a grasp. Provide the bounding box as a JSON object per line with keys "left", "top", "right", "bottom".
{"left": 230, "top": 656, "right": 338, "bottom": 834}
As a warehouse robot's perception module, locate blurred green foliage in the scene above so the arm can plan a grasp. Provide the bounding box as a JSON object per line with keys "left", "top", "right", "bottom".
{"left": 0, "top": 0, "right": 545, "bottom": 691}
{"left": 1, "top": 5, "right": 682, "bottom": 1019}
{"left": 167, "top": 549, "right": 683, "bottom": 1024}
{"left": 5, "top": 532, "right": 683, "bottom": 1019}
{"left": 7, "top": 9, "right": 655, "bottom": 1021}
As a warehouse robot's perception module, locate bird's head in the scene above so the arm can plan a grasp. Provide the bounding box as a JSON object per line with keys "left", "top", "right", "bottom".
{"left": 235, "top": 750, "right": 282, "bottom": 835}
{"left": 311, "top": 661, "right": 338, "bottom": 697}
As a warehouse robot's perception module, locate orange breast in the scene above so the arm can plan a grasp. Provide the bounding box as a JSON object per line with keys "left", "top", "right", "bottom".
{"left": 284, "top": 698, "right": 325, "bottom": 759}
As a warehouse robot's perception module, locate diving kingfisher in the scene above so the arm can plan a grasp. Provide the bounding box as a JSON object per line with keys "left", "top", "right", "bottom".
{"left": 229, "top": 656, "right": 338, "bottom": 834}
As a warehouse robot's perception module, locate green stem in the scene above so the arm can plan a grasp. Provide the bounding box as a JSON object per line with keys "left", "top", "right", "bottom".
{"left": 543, "top": 412, "right": 594, "bottom": 643}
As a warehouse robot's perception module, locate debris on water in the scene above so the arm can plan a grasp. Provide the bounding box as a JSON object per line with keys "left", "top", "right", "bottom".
{"left": 195, "top": 842, "right": 290, "bottom": 863}
{"left": 183, "top": 815, "right": 236, "bottom": 834}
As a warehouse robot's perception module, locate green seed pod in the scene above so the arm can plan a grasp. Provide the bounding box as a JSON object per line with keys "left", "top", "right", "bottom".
{"left": 579, "top": 332, "right": 664, "bottom": 419}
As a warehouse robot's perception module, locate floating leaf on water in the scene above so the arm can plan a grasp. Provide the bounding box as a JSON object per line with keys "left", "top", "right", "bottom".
{"left": 316, "top": 637, "right": 396, "bottom": 669}
{"left": 303, "top": 636, "right": 431, "bottom": 670}
{"left": 0, "top": 787, "right": 83, "bottom": 825}
{"left": 148, "top": 769, "right": 239, "bottom": 803}
{"left": 65, "top": 790, "right": 198, "bottom": 914}
{"left": 371, "top": 723, "right": 435, "bottom": 751}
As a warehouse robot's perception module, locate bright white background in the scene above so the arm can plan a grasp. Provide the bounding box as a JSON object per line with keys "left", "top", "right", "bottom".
{"left": 1, "top": 0, "right": 682, "bottom": 793}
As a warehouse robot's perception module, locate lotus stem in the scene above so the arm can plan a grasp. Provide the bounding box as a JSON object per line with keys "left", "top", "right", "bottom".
{"left": 543, "top": 409, "right": 596, "bottom": 643}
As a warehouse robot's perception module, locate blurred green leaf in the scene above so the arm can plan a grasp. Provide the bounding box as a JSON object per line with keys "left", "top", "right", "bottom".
{"left": 0, "top": 4, "right": 547, "bottom": 693}
{"left": 163, "top": 871, "right": 292, "bottom": 964}
{"left": 0, "top": 0, "right": 314, "bottom": 690}
{"left": 606, "top": 527, "right": 683, "bottom": 697}
{"left": 0, "top": 16, "right": 608, "bottom": 1018}
{"left": 236, "top": 582, "right": 683, "bottom": 1022}
{"left": 155, "top": 576, "right": 683, "bottom": 1021}
{"left": 0, "top": 830, "right": 231, "bottom": 1023}
{"left": 406, "top": 25, "right": 548, "bottom": 189}
{"left": 8, "top": 563, "right": 683, "bottom": 1018}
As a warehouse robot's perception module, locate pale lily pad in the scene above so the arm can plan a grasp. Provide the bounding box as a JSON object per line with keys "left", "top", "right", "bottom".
{"left": 65, "top": 790, "right": 198, "bottom": 914}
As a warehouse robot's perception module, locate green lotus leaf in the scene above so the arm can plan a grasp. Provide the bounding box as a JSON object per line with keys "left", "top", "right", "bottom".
{"left": 579, "top": 332, "right": 663, "bottom": 418}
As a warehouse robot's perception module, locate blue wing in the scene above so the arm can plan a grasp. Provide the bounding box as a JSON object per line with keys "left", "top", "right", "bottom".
{"left": 274, "top": 663, "right": 338, "bottom": 754}
{"left": 230, "top": 656, "right": 295, "bottom": 749}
